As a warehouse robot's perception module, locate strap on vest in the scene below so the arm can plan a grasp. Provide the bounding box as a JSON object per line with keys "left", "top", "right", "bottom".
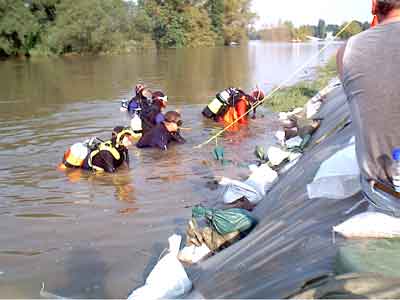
{"left": 88, "top": 141, "right": 121, "bottom": 171}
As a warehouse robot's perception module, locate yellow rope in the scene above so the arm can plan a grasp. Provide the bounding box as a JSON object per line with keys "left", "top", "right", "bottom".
{"left": 194, "top": 20, "right": 354, "bottom": 149}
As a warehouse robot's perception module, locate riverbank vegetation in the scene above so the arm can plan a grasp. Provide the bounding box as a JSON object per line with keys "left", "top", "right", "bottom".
{"left": 0, "top": 0, "right": 255, "bottom": 58}
{"left": 254, "top": 19, "right": 369, "bottom": 42}
{"left": 266, "top": 56, "right": 337, "bottom": 112}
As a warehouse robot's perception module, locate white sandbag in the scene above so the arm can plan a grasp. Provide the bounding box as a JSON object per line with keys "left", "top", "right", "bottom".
{"left": 178, "top": 244, "right": 211, "bottom": 264}
{"left": 245, "top": 164, "right": 278, "bottom": 197}
{"left": 220, "top": 164, "right": 278, "bottom": 204}
{"left": 285, "top": 136, "right": 303, "bottom": 148}
{"left": 314, "top": 143, "right": 359, "bottom": 181}
{"left": 307, "top": 176, "right": 361, "bottom": 200}
{"left": 127, "top": 234, "right": 192, "bottom": 300}
{"left": 306, "top": 100, "right": 322, "bottom": 119}
{"left": 267, "top": 146, "right": 290, "bottom": 166}
{"left": 220, "top": 177, "right": 261, "bottom": 204}
{"left": 333, "top": 212, "right": 400, "bottom": 238}
{"left": 275, "top": 130, "right": 286, "bottom": 146}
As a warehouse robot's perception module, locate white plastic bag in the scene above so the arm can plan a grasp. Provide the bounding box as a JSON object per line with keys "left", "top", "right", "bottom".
{"left": 220, "top": 164, "right": 278, "bottom": 205}
{"left": 245, "top": 164, "right": 278, "bottom": 196}
{"left": 178, "top": 244, "right": 211, "bottom": 264}
{"left": 220, "top": 177, "right": 261, "bottom": 204}
{"left": 307, "top": 176, "right": 361, "bottom": 200}
{"left": 285, "top": 136, "right": 303, "bottom": 148}
{"left": 307, "top": 143, "right": 360, "bottom": 199}
{"left": 267, "top": 146, "right": 290, "bottom": 166}
{"left": 333, "top": 212, "right": 400, "bottom": 238}
{"left": 127, "top": 234, "right": 192, "bottom": 300}
{"left": 314, "top": 143, "right": 359, "bottom": 181}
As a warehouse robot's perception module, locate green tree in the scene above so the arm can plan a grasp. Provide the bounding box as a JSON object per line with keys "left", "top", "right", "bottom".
{"left": 326, "top": 24, "right": 340, "bottom": 35}
{"left": 206, "top": 0, "right": 224, "bottom": 44}
{"left": 338, "top": 20, "right": 363, "bottom": 39}
{"left": 223, "top": 0, "right": 255, "bottom": 45}
{"left": 47, "top": 0, "right": 130, "bottom": 54}
{"left": 0, "top": 0, "right": 40, "bottom": 57}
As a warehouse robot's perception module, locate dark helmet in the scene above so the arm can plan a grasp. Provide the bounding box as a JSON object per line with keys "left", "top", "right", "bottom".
{"left": 164, "top": 111, "right": 183, "bottom": 127}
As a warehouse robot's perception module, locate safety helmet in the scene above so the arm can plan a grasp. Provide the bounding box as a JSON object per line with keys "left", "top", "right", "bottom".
{"left": 135, "top": 84, "right": 145, "bottom": 96}
{"left": 112, "top": 126, "right": 134, "bottom": 147}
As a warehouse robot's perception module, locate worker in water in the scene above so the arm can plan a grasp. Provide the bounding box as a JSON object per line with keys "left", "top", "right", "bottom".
{"left": 136, "top": 111, "right": 185, "bottom": 150}
{"left": 336, "top": 0, "right": 400, "bottom": 215}
{"left": 141, "top": 91, "right": 168, "bottom": 132}
{"left": 127, "top": 84, "right": 152, "bottom": 116}
{"left": 59, "top": 127, "right": 134, "bottom": 173}
{"left": 202, "top": 87, "right": 264, "bottom": 126}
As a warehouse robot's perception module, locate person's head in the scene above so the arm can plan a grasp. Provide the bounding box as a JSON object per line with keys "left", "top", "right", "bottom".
{"left": 135, "top": 84, "right": 145, "bottom": 96}
{"left": 163, "top": 111, "right": 182, "bottom": 132}
{"left": 373, "top": 0, "right": 400, "bottom": 20}
{"left": 112, "top": 126, "right": 134, "bottom": 148}
{"left": 250, "top": 88, "right": 265, "bottom": 102}
{"left": 152, "top": 91, "right": 168, "bottom": 109}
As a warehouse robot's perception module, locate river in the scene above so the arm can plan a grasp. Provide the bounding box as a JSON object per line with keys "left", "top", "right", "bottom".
{"left": 0, "top": 41, "right": 341, "bottom": 298}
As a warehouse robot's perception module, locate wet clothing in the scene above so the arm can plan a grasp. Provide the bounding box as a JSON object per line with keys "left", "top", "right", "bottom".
{"left": 82, "top": 142, "right": 129, "bottom": 173}
{"left": 141, "top": 101, "right": 165, "bottom": 132}
{"left": 136, "top": 123, "right": 185, "bottom": 150}
{"left": 218, "top": 97, "right": 250, "bottom": 125}
{"left": 128, "top": 95, "right": 151, "bottom": 116}
{"left": 342, "top": 21, "right": 400, "bottom": 185}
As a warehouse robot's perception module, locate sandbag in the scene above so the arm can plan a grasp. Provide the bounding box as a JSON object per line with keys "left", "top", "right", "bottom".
{"left": 127, "top": 235, "right": 192, "bottom": 300}
{"left": 333, "top": 212, "right": 400, "bottom": 238}
{"left": 336, "top": 239, "right": 400, "bottom": 278}
{"left": 192, "top": 205, "right": 257, "bottom": 235}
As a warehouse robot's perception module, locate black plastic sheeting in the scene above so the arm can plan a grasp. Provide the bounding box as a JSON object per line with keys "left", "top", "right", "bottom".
{"left": 185, "top": 86, "right": 400, "bottom": 299}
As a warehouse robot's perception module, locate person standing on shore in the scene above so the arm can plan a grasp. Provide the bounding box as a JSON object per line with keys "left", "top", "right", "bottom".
{"left": 337, "top": 0, "right": 400, "bottom": 215}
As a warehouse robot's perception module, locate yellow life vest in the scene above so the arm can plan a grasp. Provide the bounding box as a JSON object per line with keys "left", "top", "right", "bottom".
{"left": 88, "top": 140, "right": 121, "bottom": 172}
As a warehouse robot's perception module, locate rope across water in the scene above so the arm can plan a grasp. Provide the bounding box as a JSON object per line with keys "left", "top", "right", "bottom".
{"left": 194, "top": 21, "right": 354, "bottom": 149}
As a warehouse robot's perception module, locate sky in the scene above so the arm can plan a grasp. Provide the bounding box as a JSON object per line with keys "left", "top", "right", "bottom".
{"left": 251, "top": 0, "right": 372, "bottom": 28}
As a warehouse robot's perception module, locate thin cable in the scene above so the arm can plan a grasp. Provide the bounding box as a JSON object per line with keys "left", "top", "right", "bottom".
{"left": 194, "top": 20, "right": 354, "bottom": 149}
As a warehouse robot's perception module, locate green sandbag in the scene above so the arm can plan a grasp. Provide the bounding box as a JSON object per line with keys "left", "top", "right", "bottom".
{"left": 335, "top": 239, "right": 400, "bottom": 278}
{"left": 192, "top": 205, "right": 257, "bottom": 235}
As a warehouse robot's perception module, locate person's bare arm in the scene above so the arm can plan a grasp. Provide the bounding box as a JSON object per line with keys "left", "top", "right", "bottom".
{"left": 336, "top": 43, "right": 347, "bottom": 82}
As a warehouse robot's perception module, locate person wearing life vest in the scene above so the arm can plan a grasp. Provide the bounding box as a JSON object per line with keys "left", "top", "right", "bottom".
{"left": 202, "top": 88, "right": 264, "bottom": 125}
{"left": 141, "top": 91, "right": 168, "bottom": 133}
{"left": 81, "top": 127, "right": 134, "bottom": 173}
{"left": 137, "top": 111, "right": 185, "bottom": 150}
{"left": 127, "top": 84, "right": 152, "bottom": 116}
{"left": 218, "top": 88, "right": 264, "bottom": 125}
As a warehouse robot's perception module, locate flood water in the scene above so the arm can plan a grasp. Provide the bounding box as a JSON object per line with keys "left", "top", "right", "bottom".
{"left": 0, "top": 41, "right": 341, "bottom": 298}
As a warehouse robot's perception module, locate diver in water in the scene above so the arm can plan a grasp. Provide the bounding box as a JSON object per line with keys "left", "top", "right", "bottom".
{"left": 60, "top": 127, "right": 134, "bottom": 173}
{"left": 136, "top": 111, "right": 185, "bottom": 150}
{"left": 202, "top": 87, "right": 265, "bottom": 125}
{"left": 141, "top": 91, "right": 168, "bottom": 133}
{"left": 126, "top": 84, "right": 153, "bottom": 116}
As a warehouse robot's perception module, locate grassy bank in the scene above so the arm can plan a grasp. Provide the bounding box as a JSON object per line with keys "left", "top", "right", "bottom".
{"left": 266, "top": 56, "right": 338, "bottom": 112}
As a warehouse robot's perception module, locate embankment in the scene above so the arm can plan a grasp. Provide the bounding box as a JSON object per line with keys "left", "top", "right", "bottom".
{"left": 186, "top": 83, "right": 373, "bottom": 298}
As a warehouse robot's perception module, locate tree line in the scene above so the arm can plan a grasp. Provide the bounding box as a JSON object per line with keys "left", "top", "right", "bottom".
{"left": 253, "top": 19, "right": 370, "bottom": 42}
{"left": 0, "top": 0, "right": 255, "bottom": 58}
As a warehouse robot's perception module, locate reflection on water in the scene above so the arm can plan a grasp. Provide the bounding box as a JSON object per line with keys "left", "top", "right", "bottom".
{"left": 0, "top": 42, "right": 340, "bottom": 297}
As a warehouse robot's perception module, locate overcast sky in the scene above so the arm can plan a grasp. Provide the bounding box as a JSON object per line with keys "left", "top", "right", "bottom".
{"left": 251, "top": 0, "right": 372, "bottom": 28}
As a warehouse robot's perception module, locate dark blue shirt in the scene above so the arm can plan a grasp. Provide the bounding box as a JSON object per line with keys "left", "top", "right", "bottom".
{"left": 136, "top": 123, "right": 185, "bottom": 150}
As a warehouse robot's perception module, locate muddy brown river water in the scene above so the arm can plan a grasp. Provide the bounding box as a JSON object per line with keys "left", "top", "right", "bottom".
{"left": 0, "top": 41, "right": 340, "bottom": 298}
